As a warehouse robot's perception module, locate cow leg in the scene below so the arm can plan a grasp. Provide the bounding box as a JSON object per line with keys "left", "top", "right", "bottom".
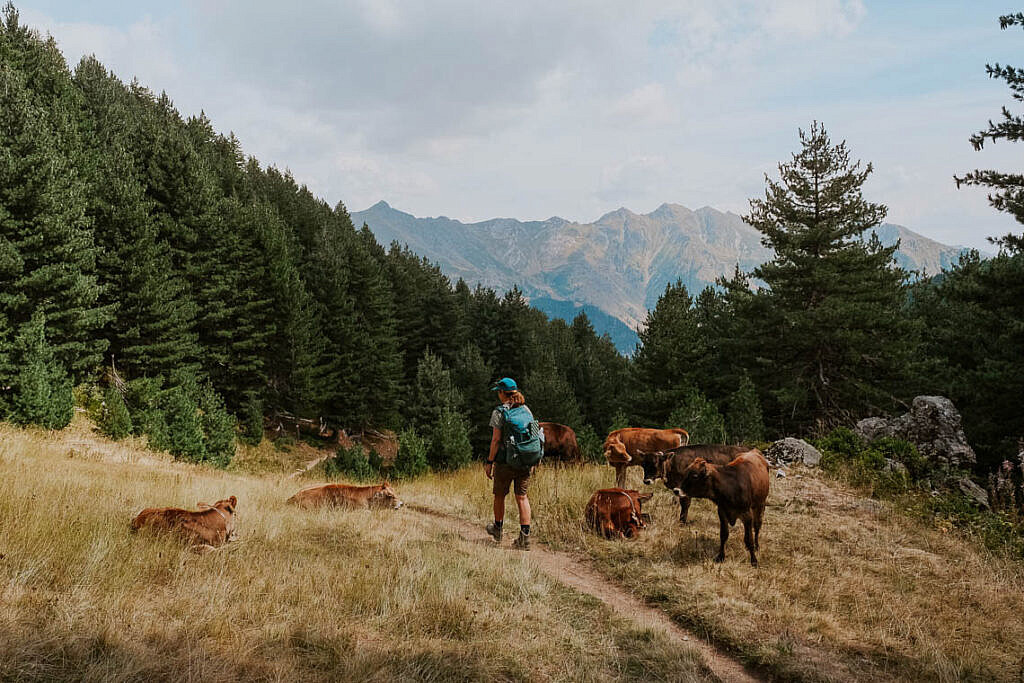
{"left": 678, "top": 495, "right": 692, "bottom": 524}
{"left": 742, "top": 513, "right": 758, "bottom": 567}
{"left": 715, "top": 508, "right": 729, "bottom": 563}
{"left": 614, "top": 465, "right": 626, "bottom": 488}
{"left": 753, "top": 503, "right": 765, "bottom": 551}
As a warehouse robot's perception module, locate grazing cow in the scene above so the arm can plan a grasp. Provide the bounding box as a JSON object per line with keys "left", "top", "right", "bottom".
{"left": 540, "top": 422, "right": 582, "bottom": 465}
{"left": 637, "top": 445, "right": 751, "bottom": 523}
{"left": 584, "top": 488, "right": 654, "bottom": 539}
{"left": 677, "top": 450, "right": 770, "bottom": 567}
{"left": 603, "top": 428, "right": 690, "bottom": 487}
{"left": 287, "top": 482, "right": 404, "bottom": 509}
{"left": 131, "top": 496, "right": 238, "bottom": 552}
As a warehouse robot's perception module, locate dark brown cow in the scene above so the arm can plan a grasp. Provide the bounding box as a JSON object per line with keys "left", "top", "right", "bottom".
{"left": 287, "top": 482, "right": 403, "bottom": 509}
{"left": 637, "top": 445, "right": 751, "bottom": 523}
{"left": 677, "top": 450, "right": 770, "bottom": 567}
{"left": 131, "top": 496, "right": 238, "bottom": 552}
{"left": 540, "top": 422, "right": 582, "bottom": 465}
{"left": 584, "top": 488, "right": 654, "bottom": 539}
{"left": 603, "top": 427, "right": 690, "bottom": 487}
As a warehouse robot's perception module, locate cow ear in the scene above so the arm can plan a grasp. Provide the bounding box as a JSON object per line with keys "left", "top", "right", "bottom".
{"left": 229, "top": 496, "right": 237, "bottom": 507}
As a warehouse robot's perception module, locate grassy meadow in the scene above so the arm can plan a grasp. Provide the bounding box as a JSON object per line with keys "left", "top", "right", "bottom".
{"left": 0, "top": 418, "right": 712, "bottom": 682}
{"left": 403, "top": 464, "right": 1024, "bottom": 682}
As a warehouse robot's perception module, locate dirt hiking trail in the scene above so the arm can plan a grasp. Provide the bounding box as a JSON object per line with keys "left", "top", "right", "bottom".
{"left": 407, "top": 504, "right": 761, "bottom": 683}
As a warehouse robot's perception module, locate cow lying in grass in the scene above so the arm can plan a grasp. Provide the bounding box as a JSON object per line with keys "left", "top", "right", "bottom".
{"left": 287, "top": 482, "right": 404, "bottom": 509}
{"left": 584, "top": 488, "right": 654, "bottom": 539}
{"left": 677, "top": 450, "right": 770, "bottom": 567}
{"left": 603, "top": 427, "right": 689, "bottom": 487}
{"left": 131, "top": 496, "right": 238, "bottom": 553}
{"left": 637, "top": 445, "right": 751, "bottom": 523}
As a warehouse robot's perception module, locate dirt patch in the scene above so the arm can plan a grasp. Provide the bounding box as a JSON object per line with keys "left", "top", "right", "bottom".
{"left": 407, "top": 504, "right": 761, "bottom": 683}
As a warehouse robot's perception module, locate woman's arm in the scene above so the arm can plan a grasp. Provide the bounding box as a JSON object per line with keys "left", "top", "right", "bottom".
{"left": 484, "top": 427, "right": 502, "bottom": 479}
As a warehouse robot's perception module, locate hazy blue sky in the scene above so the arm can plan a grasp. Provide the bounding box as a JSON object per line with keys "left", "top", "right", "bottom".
{"left": 20, "top": 1, "right": 1024, "bottom": 249}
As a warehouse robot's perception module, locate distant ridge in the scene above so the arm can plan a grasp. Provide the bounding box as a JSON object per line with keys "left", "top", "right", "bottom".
{"left": 353, "top": 202, "right": 972, "bottom": 353}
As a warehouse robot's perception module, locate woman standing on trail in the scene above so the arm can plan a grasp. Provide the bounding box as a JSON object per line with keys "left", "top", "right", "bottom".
{"left": 484, "top": 377, "right": 542, "bottom": 550}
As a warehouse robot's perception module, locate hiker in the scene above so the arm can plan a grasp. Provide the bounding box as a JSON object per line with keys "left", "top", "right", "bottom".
{"left": 484, "top": 377, "right": 544, "bottom": 550}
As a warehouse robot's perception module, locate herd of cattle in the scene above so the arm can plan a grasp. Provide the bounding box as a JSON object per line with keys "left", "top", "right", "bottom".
{"left": 130, "top": 425, "right": 771, "bottom": 566}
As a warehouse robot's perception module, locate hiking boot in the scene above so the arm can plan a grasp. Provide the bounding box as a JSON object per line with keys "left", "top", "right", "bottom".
{"left": 485, "top": 522, "right": 503, "bottom": 542}
{"left": 512, "top": 532, "right": 531, "bottom": 551}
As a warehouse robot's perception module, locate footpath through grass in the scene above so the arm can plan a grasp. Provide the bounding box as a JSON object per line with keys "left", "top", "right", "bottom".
{"left": 0, "top": 420, "right": 713, "bottom": 682}
{"left": 402, "top": 462, "right": 1024, "bottom": 682}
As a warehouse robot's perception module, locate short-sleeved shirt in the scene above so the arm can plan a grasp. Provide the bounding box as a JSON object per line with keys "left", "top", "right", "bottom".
{"left": 489, "top": 407, "right": 508, "bottom": 464}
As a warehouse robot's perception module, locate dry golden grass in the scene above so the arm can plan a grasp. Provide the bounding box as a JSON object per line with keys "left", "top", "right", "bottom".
{"left": 0, "top": 419, "right": 712, "bottom": 682}
{"left": 403, "top": 463, "right": 1024, "bottom": 682}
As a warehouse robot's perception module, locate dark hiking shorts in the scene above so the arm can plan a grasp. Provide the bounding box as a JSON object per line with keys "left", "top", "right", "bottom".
{"left": 493, "top": 463, "right": 533, "bottom": 497}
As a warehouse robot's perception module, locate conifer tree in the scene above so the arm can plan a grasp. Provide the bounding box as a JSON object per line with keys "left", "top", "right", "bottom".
{"left": 451, "top": 343, "right": 494, "bottom": 457}
{"left": 745, "top": 122, "right": 910, "bottom": 432}
{"left": 631, "top": 281, "right": 705, "bottom": 426}
{"left": 954, "top": 13, "right": 1024, "bottom": 253}
{"left": 667, "top": 387, "right": 726, "bottom": 445}
{"left": 0, "top": 11, "right": 110, "bottom": 380}
{"left": 98, "top": 385, "right": 133, "bottom": 440}
{"left": 8, "top": 312, "right": 73, "bottom": 429}
{"left": 726, "top": 373, "right": 765, "bottom": 443}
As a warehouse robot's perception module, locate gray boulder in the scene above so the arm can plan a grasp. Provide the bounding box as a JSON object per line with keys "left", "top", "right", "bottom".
{"left": 855, "top": 396, "right": 976, "bottom": 468}
{"left": 767, "top": 437, "right": 823, "bottom": 467}
{"left": 958, "top": 477, "right": 990, "bottom": 509}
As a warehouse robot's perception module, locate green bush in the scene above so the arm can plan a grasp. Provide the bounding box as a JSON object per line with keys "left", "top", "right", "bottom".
{"left": 393, "top": 428, "right": 429, "bottom": 479}
{"left": 873, "top": 437, "right": 930, "bottom": 480}
{"left": 161, "top": 385, "right": 205, "bottom": 463}
{"left": 726, "top": 373, "right": 765, "bottom": 443}
{"left": 97, "top": 386, "right": 133, "bottom": 440}
{"left": 814, "top": 427, "right": 865, "bottom": 459}
{"left": 325, "top": 444, "right": 378, "bottom": 481}
{"left": 427, "top": 408, "right": 473, "bottom": 471}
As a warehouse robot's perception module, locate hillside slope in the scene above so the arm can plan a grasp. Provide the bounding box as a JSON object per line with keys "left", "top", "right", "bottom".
{"left": 354, "top": 201, "right": 972, "bottom": 352}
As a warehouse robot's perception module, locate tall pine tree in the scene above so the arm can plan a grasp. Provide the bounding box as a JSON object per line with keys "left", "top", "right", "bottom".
{"left": 745, "top": 122, "right": 911, "bottom": 433}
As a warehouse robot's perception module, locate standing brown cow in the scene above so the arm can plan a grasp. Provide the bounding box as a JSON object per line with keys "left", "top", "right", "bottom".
{"left": 637, "top": 445, "right": 751, "bottom": 523}
{"left": 584, "top": 488, "right": 654, "bottom": 539}
{"left": 676, "top": 450, "right": 770, "bottom": 567}
{"left": 603, "top": 427, "right": 689, "bottom": 487}
{"left": 540, "top": 422, "right": 582, "bottom": 465}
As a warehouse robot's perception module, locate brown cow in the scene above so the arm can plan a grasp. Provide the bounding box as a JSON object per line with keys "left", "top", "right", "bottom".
{"left": 676, "top": 450, "right": 770, "bottom": 567}
{"left": 603, "top": 427, "right": 690, "bottom": 487}
{"left": 130, "top": 496, "right": 238, "bottom": 552}
{"left": 540, "top": 422, "right": 582, "bottom": 465}
{"left": 637, "top": 445, "right": 751, "bottom": 523}
{"left": 584, "top": 488, "right": 654, "bottom": 539}
{"left": 287, "top": 482, "right": 404, "bottom": 509}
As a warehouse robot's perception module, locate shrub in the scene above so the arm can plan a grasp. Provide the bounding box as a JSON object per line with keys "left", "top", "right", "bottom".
{"left": 326, "top": 444, "right": 378, "bottom": 481}
{"left": 873, "top": 436, "right": 930, "bottom": 481}
{"left": 609, "top": 410, "right": 630, "bottom": 432}
{"left": 427, "top": 408, "right": 473, "bottom": 471}
{"left": 97, "top": 386, "right": 133, "bottom": 440}
{"left": 814, "top": 427, "right": 865, "bottom": 460}
{"left": 161, "top": 385, "right": 205, "bottom": 463}
{"left": 393, "top": 428, "right": 429, "bottom": 479}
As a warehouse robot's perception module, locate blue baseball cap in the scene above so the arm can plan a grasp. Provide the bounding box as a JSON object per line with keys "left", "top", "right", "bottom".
{"left": 490, "top": 377, "right": 518, "bottom": 391}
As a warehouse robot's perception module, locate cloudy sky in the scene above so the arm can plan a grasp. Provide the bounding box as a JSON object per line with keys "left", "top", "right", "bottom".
{"left": 21, "top": 0, "right": 1024, "bottom": 250}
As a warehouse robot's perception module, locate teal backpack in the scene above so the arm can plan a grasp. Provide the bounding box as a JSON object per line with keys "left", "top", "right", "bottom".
{"left": 500, "top": 404, "right": 544, "bottom": 468}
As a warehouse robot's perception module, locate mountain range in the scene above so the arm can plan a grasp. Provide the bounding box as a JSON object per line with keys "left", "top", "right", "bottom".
{"left": 353, "top": 201, "right": 972, "bottom": 353}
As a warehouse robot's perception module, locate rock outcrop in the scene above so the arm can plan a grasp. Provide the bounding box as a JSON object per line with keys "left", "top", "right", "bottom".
{"left": 766, "top": 438, "right": 822, "bottom": 467}
{"left": 855, "top": 396, "right": 976, "bottom": 468}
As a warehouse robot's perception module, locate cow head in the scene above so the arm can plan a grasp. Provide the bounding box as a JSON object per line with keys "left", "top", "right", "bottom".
{"left": 371, "top": 482, "right": 404, "bottom": 509}
{"left": 204, "top": 496, "right": 238, "bottom": 541}
{"left": 638, "top": 451, "right": 673, "bottom": 485}
{"left": 603, "top": 437, "right": 630, "bottom": 463}
{"left": 679, "top": 459, "right": 713, "bottom": 498}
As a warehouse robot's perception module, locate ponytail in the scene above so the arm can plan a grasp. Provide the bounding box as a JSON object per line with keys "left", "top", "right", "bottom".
{"left": 500, "top": 390, "right": 526, "bottom": 407}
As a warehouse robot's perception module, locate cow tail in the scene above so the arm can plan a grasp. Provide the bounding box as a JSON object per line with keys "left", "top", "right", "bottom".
{"left": 675, "top": 428, "right": 690, "bottom": 446}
